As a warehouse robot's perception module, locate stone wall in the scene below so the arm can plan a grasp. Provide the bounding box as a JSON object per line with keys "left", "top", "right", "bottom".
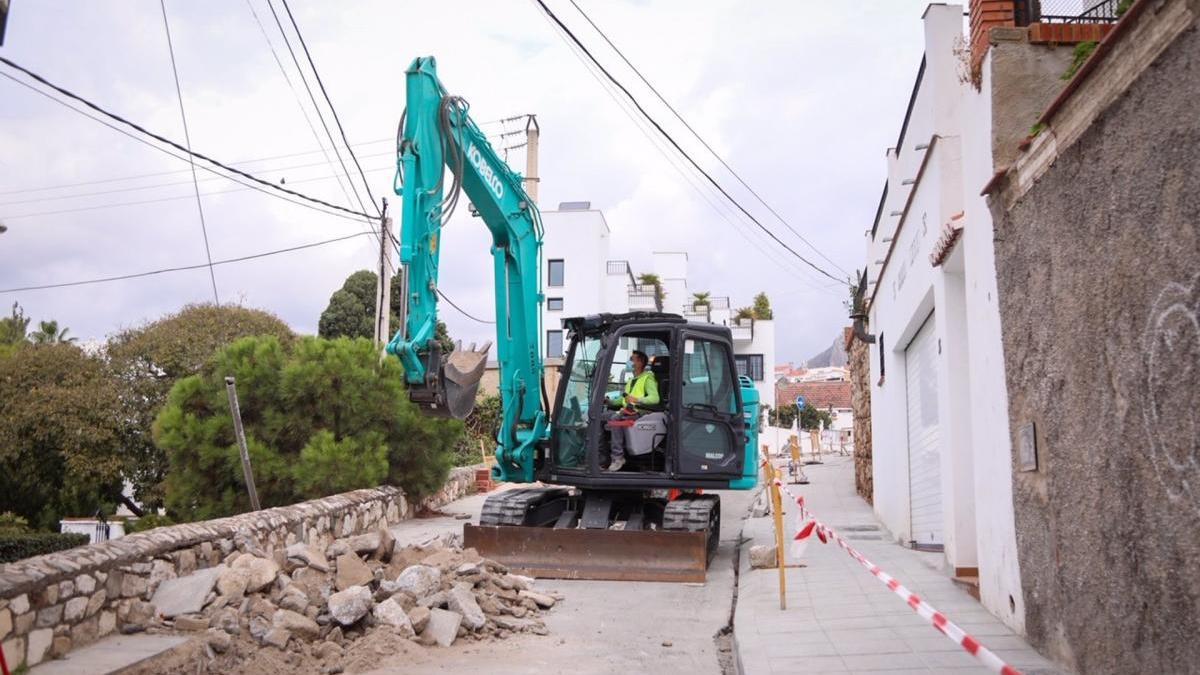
{"left": 847, "top": 332, "right": 873, "bottom": 504}
{"left": 988, "top": 2, "right": 1200, "bottom": 672}
{"left": 0, "top": 466, "right": 479, "bottom": 668}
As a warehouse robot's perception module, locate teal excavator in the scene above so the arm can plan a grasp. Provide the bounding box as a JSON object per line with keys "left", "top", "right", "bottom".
{"left": 388, "top": 57, "right": 760, "bottom": 581}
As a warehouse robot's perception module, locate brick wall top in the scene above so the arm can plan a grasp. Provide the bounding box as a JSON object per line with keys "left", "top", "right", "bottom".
{"left": 0, "top": 486, "right": 404, "bottom": 599}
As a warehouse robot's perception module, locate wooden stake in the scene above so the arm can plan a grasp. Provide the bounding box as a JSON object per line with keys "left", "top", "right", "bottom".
{"left": 765, "top": 445, "right": 787, "bottom": 610}
{"left": 225, "top": 376, "right": 261, "bottom": 511}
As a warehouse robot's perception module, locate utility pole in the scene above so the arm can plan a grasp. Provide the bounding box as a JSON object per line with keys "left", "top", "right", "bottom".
{"left": 374, "top": 199, "right": 393, "bottom": 349}
{"left": 0, "top": 0, "right": 10, "bottom": 46}
{"left": 523, "top": 115, "right": 540, "bottom": 204}
{"left": 224, "top": 376, "right": 261, "bottom": 511}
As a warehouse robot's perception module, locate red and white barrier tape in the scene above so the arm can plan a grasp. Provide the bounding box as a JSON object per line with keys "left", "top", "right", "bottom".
{"left": 765, "top": 468, "right": 1023, "bottom": 675}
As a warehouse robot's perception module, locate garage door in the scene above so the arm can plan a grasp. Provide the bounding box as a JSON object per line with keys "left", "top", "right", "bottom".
{"left": 905, "top": 314, "right": 942, "bottom": 549}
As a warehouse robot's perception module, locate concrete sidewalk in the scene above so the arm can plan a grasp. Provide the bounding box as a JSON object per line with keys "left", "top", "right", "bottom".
{"left": 733, "top": 456, "right": 1062, "bottom": 674}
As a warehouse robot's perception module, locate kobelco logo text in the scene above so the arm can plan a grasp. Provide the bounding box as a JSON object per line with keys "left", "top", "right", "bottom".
{"left": 467, "top": 143, "right": 504, "bottom": 200}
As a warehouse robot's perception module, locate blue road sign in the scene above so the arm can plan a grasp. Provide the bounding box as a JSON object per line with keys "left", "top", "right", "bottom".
{"left": 795, "top": 396, "right": 805, "bottom": 409}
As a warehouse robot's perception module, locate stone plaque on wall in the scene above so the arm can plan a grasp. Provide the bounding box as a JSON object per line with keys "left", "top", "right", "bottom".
{"left": 1018, "top": 421, "right": 1038, "bottom": 472}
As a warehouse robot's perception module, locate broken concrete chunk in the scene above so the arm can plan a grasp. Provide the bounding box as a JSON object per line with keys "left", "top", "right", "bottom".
{"left": 391, "top": 565, "right": 441, "bottom": 598}
{"left": 150, "top": 565, "right": 224, "bottom": 618}
{"left": 407, "top": 606, "right": 431, "bottom": 634}
{"left": 421, "top": 607, "right": 462, "bottom": 647}
{"left": 749, "top": 544, "right": 777, "bottom": 569}
{"left": 216, "top": 567, "right": 251, "bottom": 599}
{"left": 314, "top": 641, "right": 344, "bottom": 661}
{"left": 373, "top": 597, "right": 415, "bottom": 637}
{"left": 375, "top": 529, "right": 396, "bottom": 562}
{"left": 420, "top": 549, "right": 456, "bottom": 569}
{"left": 272, "top": 608, "right": 320, "bottom": 641}
{"left": 285, "top": 543, "right": 330, "bottom": 573}
{"left": 231, "top": 555, "right": 280, "bottom": 593}
{"left": 492, "top": 615, "right": 533, "bottom": 631}
{"left": 326, "top": 586, "right": 373, "bottom": 626}
{"left": 263, "top": 627, "right": 291, "bottom": 649}
{"left": 249, "top": 615, "right": 271, "bottom": 641}
{"left": 335, "top": 552, "right": 373, "bottom": 590}
{"left": 447, "top": 586, "right": 486, "bottom": 631}
{"left": 205, "top": 627, "right": 232, "bottom": 653}
{"left": 174, "top": 615, "right": 210, "bottom": 632}
{"left": 517, "top": 590, "right": 556, "bottom": 609}
{"left": 278, "top": 585, "right": 309, "bottom": 614}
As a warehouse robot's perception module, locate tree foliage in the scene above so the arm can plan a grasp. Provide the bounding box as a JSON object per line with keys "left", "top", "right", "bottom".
{"left": 29, "top": 320, "right": 76, "bottom": 344}
{"left": 752, "top": 292, "right": 773, "bottom": 320}
{"left": 1, "top": 302, "right": 31, "bottom": 345}
{"left": 155, "top": 335, "right": 462, "bottom": 521}
{"left": 0, "top": 344, "right": 127, "bottom": 529}
{"left": 106, "top": 303, "right": 295, "bottom": 508}
{"left": 319, "top": 270, "right": 453, "bottom": 353}
{"left": 768, "top": 402, "right": 833, "bottom": 430}
{"left": 456, "top": 393, "right": 501, "bottom": 466}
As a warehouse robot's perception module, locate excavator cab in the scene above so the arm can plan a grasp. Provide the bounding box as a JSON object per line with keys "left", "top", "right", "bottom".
{"left": 545, "top": 312, "right": 748, "bottom": 486}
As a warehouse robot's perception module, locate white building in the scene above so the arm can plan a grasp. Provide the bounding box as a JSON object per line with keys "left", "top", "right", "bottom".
{"left": 537, "top": 202, "right": 775, "bottom": 410}
{"left": 863, "top": 3, "right": 1027, "bottom": 633}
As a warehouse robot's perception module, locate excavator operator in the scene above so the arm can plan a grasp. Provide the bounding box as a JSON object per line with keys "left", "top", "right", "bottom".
{"left": 602, "top": 350, "right": 660, "bottom": 472}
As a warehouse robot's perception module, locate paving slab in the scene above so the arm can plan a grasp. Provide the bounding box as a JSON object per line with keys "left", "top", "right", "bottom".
{"left": 149, "top": 565, "right": 224, "bottom": 618}
{"left": 29, "top": 634, "right": 189, "bottom": 675}
{"left": 733, "top": 455, "right": 1065, "bottom": 675}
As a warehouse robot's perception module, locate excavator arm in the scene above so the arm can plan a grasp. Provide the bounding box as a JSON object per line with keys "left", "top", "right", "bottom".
{"left": 388, "top": 56, "right": 547, "bottom": 484}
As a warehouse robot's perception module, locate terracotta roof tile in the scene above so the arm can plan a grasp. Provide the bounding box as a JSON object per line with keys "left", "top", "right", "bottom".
{"left": 776, "top": 380, "right": 852, "bottom": 410}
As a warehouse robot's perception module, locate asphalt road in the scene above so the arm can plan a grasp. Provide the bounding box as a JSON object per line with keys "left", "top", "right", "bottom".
{"left": 370, "top": 485, "right": 756, "bottom": 675}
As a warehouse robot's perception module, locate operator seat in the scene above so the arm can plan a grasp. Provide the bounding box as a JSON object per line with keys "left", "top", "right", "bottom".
{"left": 647, "top": 355, "right": 670, "bottom": 409}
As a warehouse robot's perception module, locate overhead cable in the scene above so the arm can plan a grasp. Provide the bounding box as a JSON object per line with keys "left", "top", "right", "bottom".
{"left": 530, "top": 0, "right": 846, "bottom": 286}
{"left": 567, "top": 0, "right": 848, "bottom": 277}
{"left": 160, "top": 0, "right": 220, "bottom": 304}
{"left": 0, "top": 55, "right": 374, "bottom": 220}
{"left": 278, "top": 0, "right": 381, "bottom": 217}
{"left": 0, "top": 231, "right": 373, "bottom": 294}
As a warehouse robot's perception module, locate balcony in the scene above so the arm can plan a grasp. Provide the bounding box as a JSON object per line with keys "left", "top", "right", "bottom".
{"left": 1022, "top": 0, "right": 1121, "bottom": 24}
{"left": 683, "top": 304, "right": 711, "bottom": 323}
{"left": 730, "top": 318, "right": 753, "bottom": 343}
{"left": 628, "top": 284, "right": 662, "bottom": 312}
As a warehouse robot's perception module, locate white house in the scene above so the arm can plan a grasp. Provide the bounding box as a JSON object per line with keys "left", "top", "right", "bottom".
{"left": 863, "top": 3, "right": 1028, "bottom": 633}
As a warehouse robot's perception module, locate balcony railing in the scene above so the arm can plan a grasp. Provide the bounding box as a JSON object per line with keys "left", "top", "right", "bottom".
{"left": 708, "top": 296, "right": 731, "bottom": 310}
{"left": 628, "top": 284, "right": 662, "bottom": 312}
{"left": 607, "top": 260, "right": 630, "bottom": 275}
{"left": 730, "top": 318, "right": 753, "bottom": 342}
{"left": 683, "top": 305, "right": 710, "bottom": 323}
{"left": 1019, "top": 0, "right": 1121, "bottom": 24}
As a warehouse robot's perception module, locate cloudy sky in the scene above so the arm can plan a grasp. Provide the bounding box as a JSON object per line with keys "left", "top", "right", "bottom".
{"left": 0, "top": 0, "right": 934, "bottom": 363}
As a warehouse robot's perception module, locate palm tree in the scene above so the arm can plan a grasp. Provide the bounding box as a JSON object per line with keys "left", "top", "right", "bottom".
{"left": 29, "top": 320, "right": 77, "bottom": 344}
{"left": 734, "top": 306, "right": 755, "bottom": 323}
{"left": 691, "top": 291, "right": 711, "bottom": 310}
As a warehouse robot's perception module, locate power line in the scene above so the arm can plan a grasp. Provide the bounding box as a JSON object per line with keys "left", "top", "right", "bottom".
{"left": 530, "top": 0, "right": 846, "bottom": 287}
{"left": 0, "top": 151, "right": 395, "bottom": 207}
{"left": 566, "top": 0, "right": 849, "bottom": 278}
{"left": 0, "top": 55, "right": 374, "bottom": 220}
{"left": 262, "top": 0, "right": 374, "bottom": 223}
{"left": 0, "top": 71, "right": 365, "bottom": 223}
{"left": 278, "top": 0, "right": 381, "bottom": 218}
{"left": 533, "top": 6, "right": 837, "bottom": 296}
{"left": 0, "top": 138, "right": 393, "bottom": 196}
{"left": 2, "top": 164, "right": 394, "bottom": 220}
{"left": 437, "top": 288, "right": 495, "bottom": 324}
{"left": 0, "top": 231, "right": 373, "bottom": 294}
{"left": 160, "top": 0, "right": 220, "bottom": 305}
{"left": 244, "top": 0, "right": 363, "bottom": 229}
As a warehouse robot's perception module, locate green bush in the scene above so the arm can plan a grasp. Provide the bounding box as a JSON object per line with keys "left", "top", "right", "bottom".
{"left": 0, "top": 532, "right": 90, "bottom": 563}
{"left": 0, "top": 511, "right": 31, "bottom": 534}
{"left": 155, "top": 335, "right": 462, "bottom": 521}
{"left": 124, "top": 514, "right": 175, "bottom": 534}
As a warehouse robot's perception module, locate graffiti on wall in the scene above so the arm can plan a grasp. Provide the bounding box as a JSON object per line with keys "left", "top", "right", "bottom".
{"left": 1142, "top": 273, "right": 1200, "bottom": 514}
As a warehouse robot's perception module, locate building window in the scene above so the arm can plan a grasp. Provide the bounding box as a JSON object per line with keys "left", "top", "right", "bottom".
{"left": 735, "top": 354, "right": 765, "bottom": 381}
{"left": 547, "top": 330, "right": 564, "bottom": 358}
{"left": 548, "top": 259, "right": 565, "bottom": 287}
{"left": 547, "top": 297, "right": 563, "bottom": 311}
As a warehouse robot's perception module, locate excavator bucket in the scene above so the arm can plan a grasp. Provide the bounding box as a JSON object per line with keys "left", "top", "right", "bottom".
{"left": 411, "top": 341, "right": 491, "bottom": 419}
{"left": 463, "top": 525, "right": 709, "bottom": 583}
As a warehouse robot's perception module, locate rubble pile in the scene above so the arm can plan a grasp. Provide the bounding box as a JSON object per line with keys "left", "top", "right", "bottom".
{"left": 129, "top": 529, "right": 560, "bottom": 672}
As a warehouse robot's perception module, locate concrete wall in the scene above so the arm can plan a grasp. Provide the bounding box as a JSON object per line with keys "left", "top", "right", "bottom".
{"left": 989, "top": 3, "right": 1200, "bottom": 671}
{"left": 539, "top": 207, "right": 612, "bottom": 352}
{"left": 0, "top": 468, "right": 477, "bottom": 667}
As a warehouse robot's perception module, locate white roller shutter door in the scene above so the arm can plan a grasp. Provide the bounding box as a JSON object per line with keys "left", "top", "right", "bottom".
{"left": 905, "top": 314, "right": 943, "bottom": 548}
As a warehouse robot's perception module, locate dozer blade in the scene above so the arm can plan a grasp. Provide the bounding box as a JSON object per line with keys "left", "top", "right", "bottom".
{"left": 463, "top": 524, "right": 709, "bottom": 583}
{"left": 413, "top": 341, "right": 492, "bottom": 419}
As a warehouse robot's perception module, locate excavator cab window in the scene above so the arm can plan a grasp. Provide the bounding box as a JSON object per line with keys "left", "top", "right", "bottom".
{"left": 550, "top": 333, "right": 602, "bottom": 470}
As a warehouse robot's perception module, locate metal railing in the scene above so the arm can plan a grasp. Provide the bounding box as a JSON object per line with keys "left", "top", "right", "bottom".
{"left": 1021, "top": 0, "right": 1121, "bottom": 24}
{"left": 708, "top": 296, "right": 731, "bottom": 310}
{"left": 628, "top": 284, "right": 662, "bottom": 311}
{"left": 606, "top": 260, "right": 630, "bottom": 275}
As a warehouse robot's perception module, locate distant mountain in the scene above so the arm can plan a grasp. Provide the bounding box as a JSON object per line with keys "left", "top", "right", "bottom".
{"left": 804, "top": 333, "right": 848, "bottom": 368}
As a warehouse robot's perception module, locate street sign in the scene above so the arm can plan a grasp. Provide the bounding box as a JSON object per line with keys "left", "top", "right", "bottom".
{"left": 795, "top": 395, "right": 805, "bottom": 409}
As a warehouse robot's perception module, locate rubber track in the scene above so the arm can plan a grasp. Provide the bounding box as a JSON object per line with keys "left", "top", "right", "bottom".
{"left": 661, "top": 494, "right": 719, "bottom": 532}
{"left": 479, "top": 487, "right": 570, "bottom": 526}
